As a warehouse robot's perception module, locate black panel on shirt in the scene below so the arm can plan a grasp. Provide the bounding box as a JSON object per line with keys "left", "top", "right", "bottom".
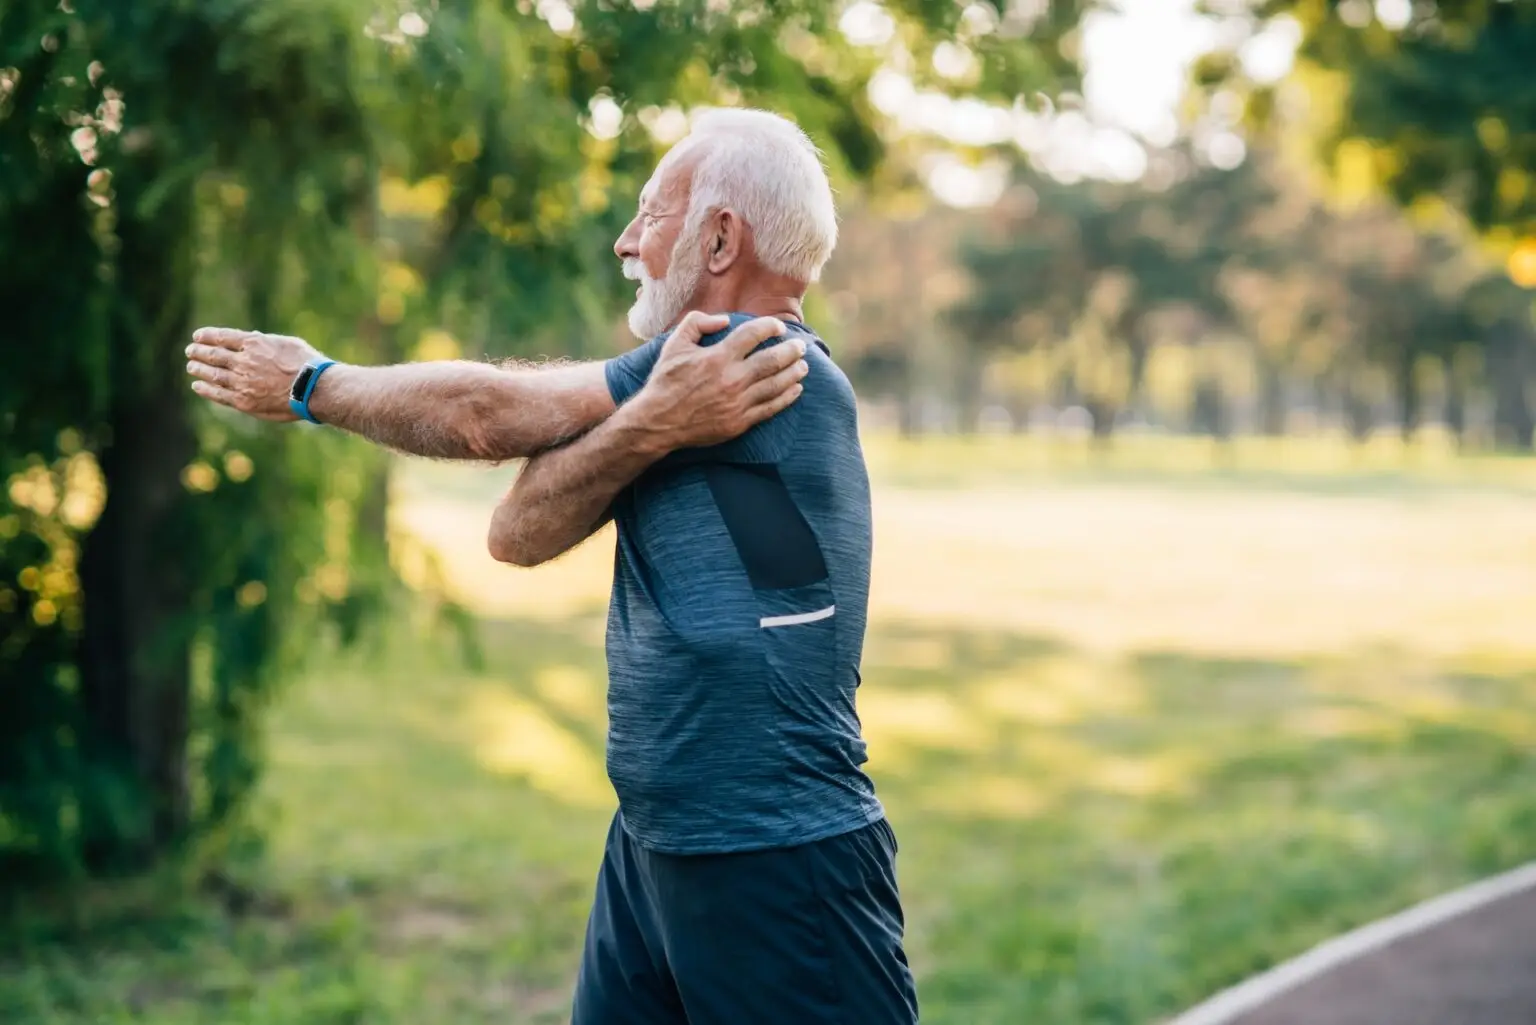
{"left": 704, "top": 463, "right": 827, "bottom": 591}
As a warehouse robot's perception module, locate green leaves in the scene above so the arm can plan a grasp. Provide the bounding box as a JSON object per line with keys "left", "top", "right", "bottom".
{"left": 1218, "top": 0, "right": 1536, "bottom": 240}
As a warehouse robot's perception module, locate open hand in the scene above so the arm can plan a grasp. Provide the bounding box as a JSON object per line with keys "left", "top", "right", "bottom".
{"left": 185, "top": 327, "right": 323, "bottom": 421}
{"left": 633, "top": 312, "right": 808, "bottom": 450}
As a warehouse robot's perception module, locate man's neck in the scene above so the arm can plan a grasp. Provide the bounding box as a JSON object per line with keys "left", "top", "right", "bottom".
{"left": 735, "top": 292, "right": 805, "bottom": 323}
{"left": 685, "top": 279, "right": 806, "bottom": 325}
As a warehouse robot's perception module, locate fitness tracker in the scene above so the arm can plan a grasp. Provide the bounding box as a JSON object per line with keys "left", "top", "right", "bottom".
{"left": 288, "top": 357, "right": 337, "bottom": 424}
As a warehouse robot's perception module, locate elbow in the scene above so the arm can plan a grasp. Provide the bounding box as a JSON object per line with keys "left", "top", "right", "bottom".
{"left": 463, "top": 390, "right": 525, "bottom": 462}
{"left": 487, "top": 530, "right": 542, "bottom": 568}
{"left": 486, "top": 512, "right": 547, "bottom": 568}
{"left": 464, "top": 408, "right": 511, "bottom": 462}
{"left": 489, "top": 540, "right": 541, "bottom": 568}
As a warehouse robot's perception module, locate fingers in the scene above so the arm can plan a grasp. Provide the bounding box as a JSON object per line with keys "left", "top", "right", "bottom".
{"left": 191, "top": 379, "right": 295, "bottom": 422}
{"left": 742, "top": 382, "right": 805, "bottom": 427}
{"left": 722, "top": 316, "right": 788, "bottom": 358}
{"left": 185, "top": 343, "right": 237, "bottom": 369}
{"left": 191, "top": 327, "right": 251, "bottom": 351}
{"left": 190, "top": 379, "right": 243, "bottom": 409}
{"left": 742, "top": 356, "right": 809, "bottom": 408}
{"left": 743, "top": 335, "right": 808, "bottom": 382}
{"left": 666, "top": 311, "right": 732, "bottom": 347}
{"left": 186, "top": 359, "right": 234, "bottom": 389}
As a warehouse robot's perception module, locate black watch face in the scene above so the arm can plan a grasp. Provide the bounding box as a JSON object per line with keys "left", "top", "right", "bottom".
{"left": 291, "top": 365, "right": 315, "bottom": 401}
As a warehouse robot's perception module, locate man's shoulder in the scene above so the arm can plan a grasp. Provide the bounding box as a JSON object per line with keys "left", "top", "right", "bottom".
{"left": 689, "top": 313, "right": 830, "bottom": 354}
{"left": 779, "top": 319, "right": 831, "bottom": 355}
{"left": 692, "top": 312, "right": 761, "bottom": 350}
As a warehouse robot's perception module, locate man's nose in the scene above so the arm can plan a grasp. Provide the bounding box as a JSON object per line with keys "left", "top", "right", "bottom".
{"left": 614, "top": 221, "right": 639, "bottom": 260}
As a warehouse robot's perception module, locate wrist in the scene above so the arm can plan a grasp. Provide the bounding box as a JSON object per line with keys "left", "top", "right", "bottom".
{"left": 287, "top": 357, "right": 339, "bottom": 424}
{"left": 611, "top": 396, "right": 677, "bottom": 460}
{"left": 303, "top": 362, "right": 348, "bottom": 424}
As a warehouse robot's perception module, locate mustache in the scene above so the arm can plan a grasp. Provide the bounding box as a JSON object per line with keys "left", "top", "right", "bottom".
{"left": 622, "top": 258, "right": 648, "bottom": 282}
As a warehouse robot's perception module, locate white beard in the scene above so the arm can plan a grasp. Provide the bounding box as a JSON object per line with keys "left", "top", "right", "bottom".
{"left": 624, "top": 222, "right": 707, "bottom": 340}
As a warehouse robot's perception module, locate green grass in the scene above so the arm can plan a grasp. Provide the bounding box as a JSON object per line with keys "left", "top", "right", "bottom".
{"left": 6, "top": 436, "right": 1536, "bottom": 1025}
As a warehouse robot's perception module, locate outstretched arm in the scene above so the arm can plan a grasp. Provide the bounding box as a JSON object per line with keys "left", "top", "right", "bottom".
{"left": 185, "top": 327, "right": 613, "bottom": 461}
{"left": 310, "top": 360, "right": 609, "bottom": 461}
{"left": 488, "top": 313, "right": 806, "bottom": 567}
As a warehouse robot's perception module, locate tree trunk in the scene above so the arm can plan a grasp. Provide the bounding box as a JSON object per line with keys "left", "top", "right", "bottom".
{"left": 894, "top": 352, "right": 922, "bottom": 437}
{"left": 1396, "top": 346, "right": 1421, "bottom": 443}
{"left": 955, "top": 343, "right": 986, "bottom": 434}
{"left": 1123, "top": 318, "right": 1150, "bottom": 425}
{"left": 1007, "top": 393, "right": 1033, "bottom": 434}
{"left": 1442, "top": 353, "right": 1467, "bottom": 449}
{"left": 1189, "top": 379, "right": 1229, "bottom": 440}
{"left": 76, "top": 169, "right": 198, "bottom": 869}
{"left": 1489, "top": 328, "right": 1535, "bottom": 452}
{"left": 1343, "top": 379, "right": 1375, "bottom": 443}
{"left": 1084, "top": 398, "right": 1118, "bottom": 443}
{"left": 1257, "top": 358, "right": 1287, "bottom": 436}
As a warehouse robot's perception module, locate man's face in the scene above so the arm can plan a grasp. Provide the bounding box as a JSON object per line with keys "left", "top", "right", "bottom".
{"left": 615, "top": 152, "right": 707, "bottom": 340}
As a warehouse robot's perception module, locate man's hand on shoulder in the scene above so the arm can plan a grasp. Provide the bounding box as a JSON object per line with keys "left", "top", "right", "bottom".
{"left": 487, "top": 314, "right": 807, "bottom": 568}
{"left": 628, "top": 312, "right": 809, "bottom": 454}
{"left": 185, "top": 327, "right": 321, "bottom": 422}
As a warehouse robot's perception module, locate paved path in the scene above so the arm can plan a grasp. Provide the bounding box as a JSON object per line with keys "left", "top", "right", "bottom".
{"left": 1169, "top": 863, "right": 1536, "bottom": 1025}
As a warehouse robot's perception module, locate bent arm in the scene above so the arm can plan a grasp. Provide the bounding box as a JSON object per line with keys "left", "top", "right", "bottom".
{"left": 486, "top": 400, "right": 664, "bottom": 566}
{"left": 308, "top": 361, "right": 615, "bottom": 462}
{"left": 485, "top": 313, "right": 808, "bottom": 568}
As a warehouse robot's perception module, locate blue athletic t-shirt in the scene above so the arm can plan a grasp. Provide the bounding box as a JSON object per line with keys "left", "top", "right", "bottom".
{"left": 601, "top": 314, "right": 884, "bottom": 854}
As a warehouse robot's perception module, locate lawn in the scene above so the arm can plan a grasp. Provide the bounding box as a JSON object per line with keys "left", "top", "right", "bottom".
{"left": 5, "top": 435, "right": 1536, "bottom": 1025}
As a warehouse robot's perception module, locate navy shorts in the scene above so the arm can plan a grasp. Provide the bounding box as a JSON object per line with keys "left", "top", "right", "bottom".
{"left": 571, "top": 812, "right": 919, "bottom": 1025}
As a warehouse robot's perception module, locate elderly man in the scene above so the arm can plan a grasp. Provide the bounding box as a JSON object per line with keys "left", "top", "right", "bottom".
{"left": 187, "top": 108, "right": 917, "bottom": 1025}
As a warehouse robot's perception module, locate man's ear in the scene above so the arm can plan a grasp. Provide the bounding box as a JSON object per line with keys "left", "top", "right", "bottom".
{"left": 706, "top": 209, "right": 745, "bottom": 274}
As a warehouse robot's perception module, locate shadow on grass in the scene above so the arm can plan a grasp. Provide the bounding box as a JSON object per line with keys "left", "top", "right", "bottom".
{"left": 4, "top": 614, "right": 1536, "bottom": 1025}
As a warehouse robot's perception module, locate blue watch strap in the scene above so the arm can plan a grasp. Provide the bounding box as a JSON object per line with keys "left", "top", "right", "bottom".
{"left": 289, "top": 358, "right": 337, "bottom": 424}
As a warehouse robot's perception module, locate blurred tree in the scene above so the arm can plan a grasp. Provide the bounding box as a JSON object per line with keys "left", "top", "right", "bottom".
{"left": 948, "top": 154, "right": 1278, "bottom": 437}
{"left": 949, "top": 145, "right": 1511, "bottom": 444}
{"left": 1, "top": 0, "right": 388, "bottom": 876}
{"left": 1463, "top": 272, "right": 1536, "bottom": 450}
{"left": 1196, "top": 0, "right": 1536, "bottom": 447}
{"left": 1227, "top": 0, "right": 1536, "bottom": 240}
{"left": 820, "top": 199, "right": 976, "bottom": 432}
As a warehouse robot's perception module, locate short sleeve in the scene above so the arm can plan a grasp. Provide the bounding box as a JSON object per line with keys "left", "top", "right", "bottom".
{"left": 605, "top": 333, "right": 666, "bottom": 408}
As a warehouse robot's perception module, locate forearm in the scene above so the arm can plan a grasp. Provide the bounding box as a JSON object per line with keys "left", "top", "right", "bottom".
{"left": 487, "top": 401, "right": 667, "bottom": 567}
{"left": 308, "top": 361, "right": 613, "bottom": 461}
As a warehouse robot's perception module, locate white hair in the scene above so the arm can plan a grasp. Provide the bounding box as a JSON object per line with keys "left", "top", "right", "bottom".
{"left": 671, "top": 108, "right": 839, "bottom": 283}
